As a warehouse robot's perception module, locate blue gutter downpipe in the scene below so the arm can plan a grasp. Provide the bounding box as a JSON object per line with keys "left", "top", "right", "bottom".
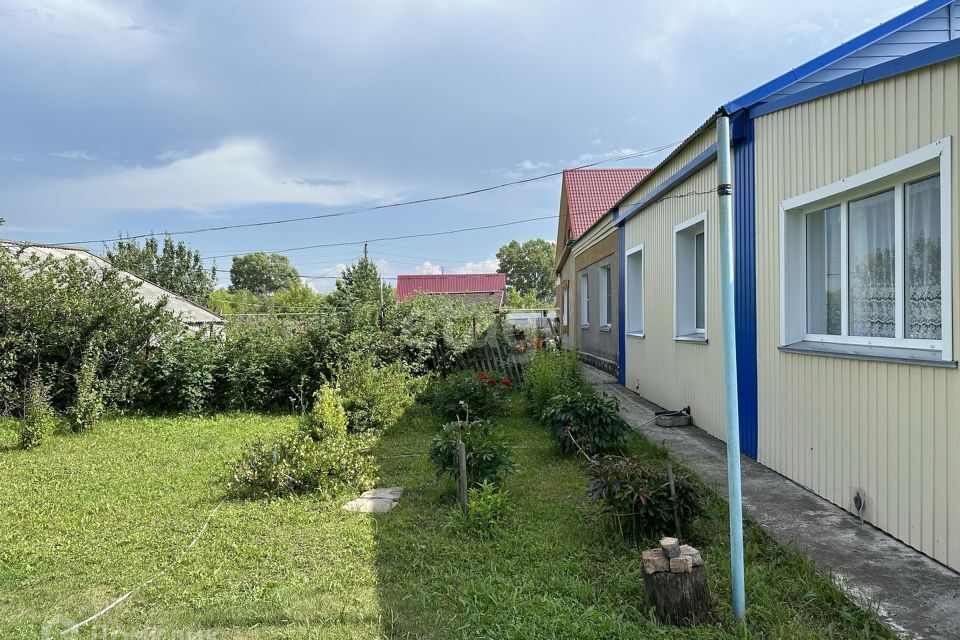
{"left": 717, "top": 116, "right": 746, "bottom": 620}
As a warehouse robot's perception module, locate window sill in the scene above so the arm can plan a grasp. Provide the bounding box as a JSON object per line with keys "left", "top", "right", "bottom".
{"left": 626, "top": 331, "right": 645, "bottom": 339}
{"left": 675, "top": 333, "right": 708, "bottom": 344}
{"left": 599, "top": 324, "right": 612, "bottom": 332}
{"left": 779, "top": 341, "right": 957, "bottom": 368}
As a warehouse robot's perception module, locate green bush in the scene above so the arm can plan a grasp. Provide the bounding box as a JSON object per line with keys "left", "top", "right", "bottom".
{"left": 451, "top": 480, "right": 513, "bottom": 539}
{"left": 0, "top": 247, "right": 174, "bottom": 413}
{"left": 541, "top": 390, "right": 629, "bottom": 457}
{"left": 524, "top": 349, "right": 586, "bottom": 418}
{"left": 138, "top": 329, "right": 222, "bottom": 414}
{"left": 217, "top": 314, "right": 340, "bottom": 412}
{"left": 427, "top": 371, "right": 510, "bottom": 421}
{"left": 338, "top": 360, "right": 423, "bottom": 432}
{"left": 226, "top": 430, "right": 376, "bottom": 499}
{"left": 429, "top": 420, "right": 514, "bottom": 488}
{"left": 19, "top": 379, "right": 55, "bottom": 450}
{"left": 67, "top": 348, "right": 104, "bottom": 433}
{"left": 302, "top": 386, "right": 347, "bottom": 441}
{"left": 587, "top": 455, "right": 703, "bottom": 540}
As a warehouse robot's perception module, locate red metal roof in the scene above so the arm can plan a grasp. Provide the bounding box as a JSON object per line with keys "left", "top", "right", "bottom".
{"left": 396, "top": 273, "right": 507, "bottom": 302}
{"left": 564, "top": 168, "right": 651, "bottom": 239}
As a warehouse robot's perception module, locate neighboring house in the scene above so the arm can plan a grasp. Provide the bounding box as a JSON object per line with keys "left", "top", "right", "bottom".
{"left": 555, "top": 169, "right": 651, "bottom": 375}
{"left": 610, "top": 0, "right": 960, "bottom": 571}
{"left": 1, "top": 240, "right": 224, "bottom": 331}
{"left": 396, "top": 273, "right": 507, "bottom": 309}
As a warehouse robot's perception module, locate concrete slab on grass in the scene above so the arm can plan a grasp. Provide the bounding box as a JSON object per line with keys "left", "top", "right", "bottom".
{"left": 342, "top": 487, "right": 404, "bottom": 514}
{"left": 584, "top": 366, "right": 960, "bottom": 640}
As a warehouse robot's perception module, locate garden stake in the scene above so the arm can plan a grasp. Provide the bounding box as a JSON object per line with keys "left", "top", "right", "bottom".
{"left": 457, "top": 440, "right": 468, "bottom": 515}
{"left": 667, "top": 463, "right": 681, "bottom": 538}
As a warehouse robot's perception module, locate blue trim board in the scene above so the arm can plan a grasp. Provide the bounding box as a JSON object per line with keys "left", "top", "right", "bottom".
{"left": 613, "top": 143, "right": 718, "bottom": 227}
{"left": 750, "top": 36, "right": 960, "bottom": 119}
{"left": 732, "top": 123, "right": 759, "bottom": 460}
{"left": 617, "top": 227, "right": 626, "bottom": 386}
{"left": 724, "top": 0, "right": 953, "bottom": 112}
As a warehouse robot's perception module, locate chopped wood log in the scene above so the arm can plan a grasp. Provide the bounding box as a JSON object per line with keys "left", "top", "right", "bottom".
{"left": 642, "top": 544, "right": 713, "bottom": 626}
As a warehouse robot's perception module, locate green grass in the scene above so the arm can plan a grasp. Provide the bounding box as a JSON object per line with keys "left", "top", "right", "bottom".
{"left": 0, "top": 402, "right": 891, "bottom": 639}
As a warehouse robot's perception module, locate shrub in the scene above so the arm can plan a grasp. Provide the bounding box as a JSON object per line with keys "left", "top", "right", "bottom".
{"left": 450, "top": 480, "right": 513, "bottom": 539}
{"left": 302, "top": 386, "right": 347, "bottom": 441}
{"left": 338, "top": 360, "right": 422, "bottom": 432}
{"left": 587, "top": 455, "right": 703, "bottom": 540}
{"left": 68, "top": 347, "right": 104, "bottom": 433}
{"left": 138, "top": 328, "right": 221, "bottom": 414}
{"left": 524, "top": 349, "right": 586, "bottom": 418}
{"left": 226, "top": 430, "right": 376, "bottom": 499}
{"left": 19, "top": 379, "right": 55, "bottom": 450}
{"left": 427, "top": 371, "right": 509, "bottom": 421}
{"left": 0, "top": 248, "right": 173, "bottom": 413}
{"left": 541, "top": 390, "right": 630, "bottom": 457}
{"left": 429, "top": 420, "right": 514, "bottom": 488}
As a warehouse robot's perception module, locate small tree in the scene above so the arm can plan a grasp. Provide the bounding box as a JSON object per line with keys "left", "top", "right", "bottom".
{"left": 496, "top": 238, "right": 555, "bottom": 302}
{"left": 229, "top": 252, "right": 300, "bottom": 295}
{"left": 20, "top": 378, "right": 55, "bottom": 449}
{"left": 106, "top": 234, "right": 216, "bottom": 304}
{"left": 68, "top": 347, "right": 104, "bottom": 433}
{"left": 328, "top": 257, "right": 391, "bottom": 333}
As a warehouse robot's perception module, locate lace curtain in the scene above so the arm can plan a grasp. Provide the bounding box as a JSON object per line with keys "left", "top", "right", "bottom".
{"left": 905, "top": 175, "right": 941, "bottom": 340}
{"left": 849, "top": 190, "right": 896, "bottom": 338}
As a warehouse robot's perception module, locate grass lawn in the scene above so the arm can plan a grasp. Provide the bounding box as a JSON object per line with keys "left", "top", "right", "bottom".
{"left": 0, "top": 401, "right": 891, "bottom": 639}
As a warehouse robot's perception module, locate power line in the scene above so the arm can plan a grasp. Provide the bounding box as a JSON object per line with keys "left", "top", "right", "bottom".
{"left": 54, "top": 141, "right": 680, "bottom": 246}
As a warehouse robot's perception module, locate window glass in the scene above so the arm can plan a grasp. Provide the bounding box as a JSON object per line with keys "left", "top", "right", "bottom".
{"left": 601, "top": 266, "right": 612, "bottom": 325}
{"left": 806, "top": 206, "right": 841, "bottom": 335}
{"left": 905, "top": 175, "right": 941, "bottom": 340}
{"left": 849, "top": 190, "right": 896, "bottom": 338}
{"left": 695, "top": 232, "right": 705, "bottom": 330}
{"left": 627, "top": 250, "right": 643, "bottom": 333}
{"left": 580, "top": 273, "right": 588, "bottom": 325}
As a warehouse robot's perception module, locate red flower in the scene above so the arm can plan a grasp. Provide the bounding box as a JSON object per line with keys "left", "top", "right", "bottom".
{"left": 502, "top": 377, "right": 512, "bottom": 386}
{"left": 486, "top": 378, "right": 497, "bottom": 386}
{"left": 477, "top": 373, "right": 486, "bottom": 380}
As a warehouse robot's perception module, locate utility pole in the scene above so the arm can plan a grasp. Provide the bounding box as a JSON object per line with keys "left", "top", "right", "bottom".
{"left": 363, "top": 243, "right": 368, "bottom": 260}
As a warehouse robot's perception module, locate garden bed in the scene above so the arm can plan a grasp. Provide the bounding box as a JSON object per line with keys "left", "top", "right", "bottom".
{"left": 0, "top": 402, "right": 890, "bottom": 639}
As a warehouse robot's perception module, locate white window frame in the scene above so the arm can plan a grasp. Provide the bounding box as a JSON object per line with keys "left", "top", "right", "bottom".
{"left": 674, "top": 213, "right": 708, "bottom": 342}
{"left": 579, "top": 272, "right": 589, "bottom": 328}
{"left": 779, "top": 136, "right": 953, "bottom": 361}
{"left": 599, "top": 264, "right": 612, "bottom": 329}
{"left": 561, "top": 286, "right": 568, "bottom": 326}
{"left": 625, "top": 244, "right": 645, "bottom": 337}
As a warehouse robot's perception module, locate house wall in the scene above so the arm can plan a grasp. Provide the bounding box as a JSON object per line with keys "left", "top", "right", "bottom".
{"left": 753, "top": 56, "right": 960, "bottom": 569}
{"left": 574, "top": 231, "right": 618, "bottom": 371}
{"left": 619, "top": 129, "right": 728, "bottom": 441}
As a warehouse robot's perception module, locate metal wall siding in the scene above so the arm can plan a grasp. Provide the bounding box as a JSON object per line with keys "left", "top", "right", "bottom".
{"left": 622, "top": 157, "right": 728, "bottom": 442}
{"left": 754, "top": 57, "right": 960, "bottom": 570}
{"left": 618, "top": 227, "right": 627, "bottom": 385}
{"left": 733, "top": 120, "right": 759, "bottom": 459}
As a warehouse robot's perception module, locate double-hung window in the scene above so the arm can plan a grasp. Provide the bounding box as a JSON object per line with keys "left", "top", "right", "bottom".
{"left": 626, "top": 245, "right": 644, "bottom": 336}
{"left": 675, "top": 213, "right": 707, "bottom": 341}
{"left": 579, "top": 273, "right": 589, "bottom": 328}
{"left": 599, "top": 265, "right": 612, "bottom": 329}
{"left": 781, "top": 137, "right": 953, "bottom": 363}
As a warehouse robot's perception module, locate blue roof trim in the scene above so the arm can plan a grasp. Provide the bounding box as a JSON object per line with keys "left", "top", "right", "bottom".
{"left": 613, "top": 144, "right": 718, "bottom": 227}
{"left": 750, "top": 36, "right": 960, "bottom": 119}
{"left": 724, "top": 0, "right": 953, "bottom": 113}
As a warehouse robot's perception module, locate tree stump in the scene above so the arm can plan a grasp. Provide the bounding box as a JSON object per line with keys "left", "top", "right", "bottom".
{"left": 641, "top": 538, "right": 713, "bottom": 626}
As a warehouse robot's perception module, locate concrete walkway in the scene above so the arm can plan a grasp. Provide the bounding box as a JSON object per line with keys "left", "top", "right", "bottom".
{"left": 585, "top": 367, "right": 960, "bottom": 640}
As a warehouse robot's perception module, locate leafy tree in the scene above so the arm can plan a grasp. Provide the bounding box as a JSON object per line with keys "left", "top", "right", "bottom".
{"left": 505, "top": 288, "right": 542, "bottom": 309}
{"left": 229, "top": 252, "right": 300, "bottom": 295}
{"left": 106, "top": 234, "right": 216, "bottom": 304}
{"left": 496, "top": 238, "right": 555, "bottom": 302}
{"left": 328, "top": 256, "right": 392, "bottom": 333}
{"left": 271, "top": 280, "right": 325, "bottom": 314}
{"left": 208, "top": 288, "right": 264, "bottom": 316}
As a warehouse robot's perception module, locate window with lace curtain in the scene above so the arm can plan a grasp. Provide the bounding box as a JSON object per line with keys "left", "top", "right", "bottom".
{"left": 780, "top": 137, "right": 953, "bottom": 363}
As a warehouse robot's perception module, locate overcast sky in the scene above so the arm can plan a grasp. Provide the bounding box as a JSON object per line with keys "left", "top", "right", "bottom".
{"left": 0, "top": 0, "right": 913, "bottom": 291}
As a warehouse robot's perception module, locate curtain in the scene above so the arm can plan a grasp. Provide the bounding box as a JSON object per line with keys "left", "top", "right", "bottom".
{"left": 849, "top": 190, "right": 895, "bottom": 338}
{"left": 806, "top": 206, "right": 841, "bottom": 334}
{"left": 905, "top": 175, "right": 941, "bottom": 340}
